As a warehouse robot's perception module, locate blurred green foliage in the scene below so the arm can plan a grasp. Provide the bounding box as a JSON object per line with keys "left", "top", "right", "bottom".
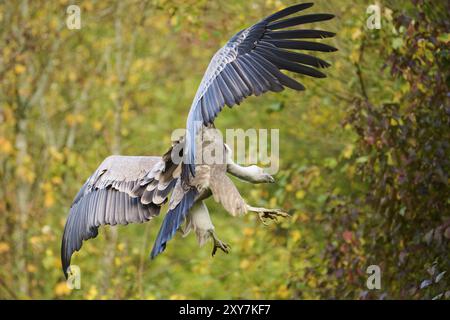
{"left": 0, "top": 0, "right": 448, "bottom": 299}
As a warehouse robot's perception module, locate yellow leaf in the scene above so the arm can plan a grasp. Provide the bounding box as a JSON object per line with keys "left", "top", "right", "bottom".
{"left": 417, "top": 82, "right": 426, "bottom": 93}
{"left": 129, "top": 73, "right": 139, "bottom": 85}
{"left": 49, "top": 147, "right": 64, "bottom": 162}
{"left": 83, "top": 1, "right": 94, "bottom": 11}
{"left": 14, "top": 64, "right": 26, "bottom": 74}
{"left": 54, "top": 282, "right": 71, "bottom": 296}
{"left": 276, "top": 284, "right": 290, "bottom": 299}
{"left": 18, "top": 167, "right": 36, "bottom": 184}
{"left": 44, "top": 192, "right": 55, "bottom": 208}
{"left": 384, "top": 8, "right": 393, "bottom": 20}
{"left": 295, "top": 190, "right": 305, "bottom": 200}
{"left": 291, "top": 230, "right": 301, "bottom": 242}
{"left": 342, "top": 144, "right": 354, "bottom": 159}
{"left": 68, "top": 72, "right": 77, "bottom": 81}
{"left": 308, "top": 277, "right": 318, "bottom": 288}
{"left": 49, "top": 17, "right": 58, "bottom": 30}
{"left": 243, "top": 227, "right": 254, "bottom": 236}
{"left": 350, "top": 50, "right": 360, "bottom": 64}
{"left": 86, "top": 286, "right": 98, "bottom": 300}
{"left": 51, "top": 176, "right": 63, "bottom": 185}
{"left": 0, "top": 242, "right": 10, "bottom": 254}
{"left": 240, "top": 259, "right": 250, "bottom": 270}
{"left": 0, "top": 137, "right": 14, "bottom": 155}
{"left": 117, "top": 243, "right": 125, "bottom": 252}
{"left": 27, "top": 264, "right": 37, "bottom": 273}
{"left": 65, "top": 114, "right": 84, "bottom": 126}
{"left": 30, "top": 236, "right": 41, "bottom": 246}
{"left": 93, "top": 120, "right": 102, "bottom": 131}
{"left": 351, "top": 28, "right": 362, "bottom": 41}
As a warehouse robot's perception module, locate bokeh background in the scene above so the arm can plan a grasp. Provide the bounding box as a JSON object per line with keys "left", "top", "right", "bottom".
{"left": 0, "top": 0, "right": 448, "bottom": 299}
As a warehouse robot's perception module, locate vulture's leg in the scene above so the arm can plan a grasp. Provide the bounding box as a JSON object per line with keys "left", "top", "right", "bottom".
{"left": 209, "top": 230, "right": 231, "bottom": 256}
{"left": 183, "top": 201, "right": 230, "bottom": 256}
{"left": 245, "top": 205, "right": 289, "bottom": 226}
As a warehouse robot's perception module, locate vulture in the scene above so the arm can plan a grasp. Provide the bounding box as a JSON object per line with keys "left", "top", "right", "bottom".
{"left": 61, "top": 2, "right": 337, "bottom": 278}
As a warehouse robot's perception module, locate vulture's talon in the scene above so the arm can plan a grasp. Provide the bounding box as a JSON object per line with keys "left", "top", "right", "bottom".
{"left": 212, "top": 239, "right": 230, "bottom": 256}
{"left": 258, "top": 213, "right": 270, "bottom": 226}
{"left": 209, "top": 231, "right": 230, "bottom": 256}
{"left": 250, "top": 206, "right": 289, "bottom": 225}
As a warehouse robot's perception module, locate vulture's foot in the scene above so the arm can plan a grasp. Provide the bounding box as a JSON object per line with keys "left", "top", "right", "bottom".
{"left": 246, "top": 205, "right": 290, "bottom": 226}
{"left": 209, "top": 230, "right": 231, "bottom": 256}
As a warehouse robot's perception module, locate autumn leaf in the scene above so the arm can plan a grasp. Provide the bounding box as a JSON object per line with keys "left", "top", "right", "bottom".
{"left": 0, "top": 242, "right": 10, "bottom": 254}
{"left": 342, "top": 231, "right": 353, "bottom": 243}
{"left": 14, "top": 64, "right": 26, "bottom": 74}
{"left": 54, "top": 282, "right": 71, "bottom": 297}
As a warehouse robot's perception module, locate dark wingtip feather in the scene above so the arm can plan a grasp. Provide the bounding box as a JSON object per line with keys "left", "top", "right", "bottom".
{"left": 264, "top": 3, "right": 314, "bottom": 22}
{"left": 268, "top": 13, "right": 336, "bottom": 30}
{"left": 266, "top": 29, "right": 336, "bottom": 40}
{"left": 323, "top": 31, "right": 337, "bottom": 39}
{"left": 325, "top": 45, "right": 338, "bottom": 52}
{"left": 150, "top": 241, "right": 166, "bottom": 259}
{"left": 61, "top": 217, "right": 75, "bottom": 279}
{"left": 267, "top": 39, "right": 338, "bottom": 52}
{"left": 318, "top": 60, "right": 331, "bottom": 68}
{"left": 61, "top": 239, "right": 70, "bottom": 279}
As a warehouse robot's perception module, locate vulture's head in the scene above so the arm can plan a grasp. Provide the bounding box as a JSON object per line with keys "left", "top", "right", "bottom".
{"left": 246, "top": 165, "right": 275, "bottom": 184}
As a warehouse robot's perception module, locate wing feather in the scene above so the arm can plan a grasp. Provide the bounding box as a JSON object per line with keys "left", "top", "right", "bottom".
{"left": 267, "top": 13, "right": 335, "bottom": 30}
{"left": 61, "top": 155, "right": 179, "bottom": 278}
{"left": 184, "top": 3, "right": 336, "bottom": 176}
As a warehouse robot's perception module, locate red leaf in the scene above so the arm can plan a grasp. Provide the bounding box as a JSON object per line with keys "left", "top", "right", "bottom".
{"left": 342, "top": 231, "right": 353, "bottom": 243}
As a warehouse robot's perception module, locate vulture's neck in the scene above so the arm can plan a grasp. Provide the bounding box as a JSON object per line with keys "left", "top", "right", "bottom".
{"left": 226, "top": 162, "right": 261, "bottom": 183}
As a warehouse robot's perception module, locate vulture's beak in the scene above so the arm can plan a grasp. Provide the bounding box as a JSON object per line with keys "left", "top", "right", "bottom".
{"left": 265, "top": 174, "right": 275, "bottom": 183}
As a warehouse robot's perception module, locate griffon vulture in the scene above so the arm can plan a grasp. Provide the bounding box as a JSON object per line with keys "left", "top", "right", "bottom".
{"left": 61, "top": 2, "right": 336, "bottom": 278}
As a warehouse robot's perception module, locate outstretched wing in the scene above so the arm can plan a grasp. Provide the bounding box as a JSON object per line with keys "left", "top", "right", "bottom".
{"left": 61, "top": 152, "right": 180, "bottom": 278}
{"left": 184, "top": 2, "right": 336, "bottom": 177}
